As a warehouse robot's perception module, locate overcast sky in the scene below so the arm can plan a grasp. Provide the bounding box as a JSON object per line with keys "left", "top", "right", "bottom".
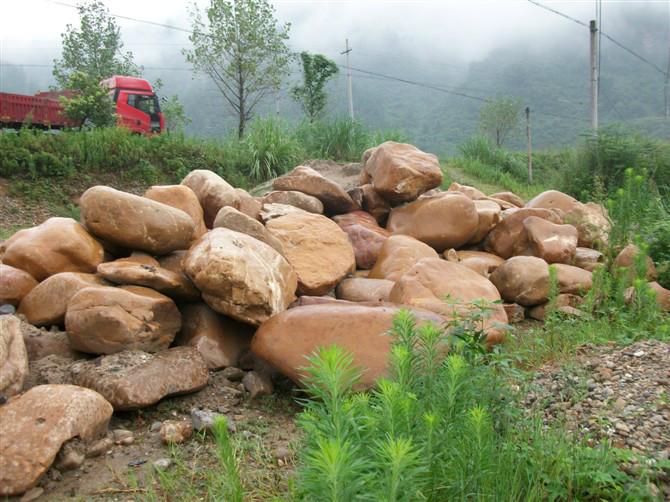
{"left": 2, "top": 1, "right": 667, "bottom": 66}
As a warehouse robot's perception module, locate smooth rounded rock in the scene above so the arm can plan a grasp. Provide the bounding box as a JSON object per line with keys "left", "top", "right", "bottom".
{"left": 553, "top": 263, "right": 593, "bottom": 295}
{"left": 332, "top": 211, "right": 391, "bottom": 270}
{"left": 484, "top": 208, "right": 563, "bottom": 259}
{"left": 65, "top": 286, "right": 181, "bottom": 355}
{"left": 18, "top": 272, "right": 106, "bottom": 327}
{"left": 335, "top": 278, "right": 394, "bottom": 303}
{"left": 0, "top": 315, "right": 29, "bottom": 397}
{"left": 0, "top": 264, "right": 38, "bottom": 307}
{"left": 444, "top": 250, "right": 505, "bottom": 278}
{"left": 490, "top": 191, "right": 524, "bottom": 208}
{"left": 184, "top": 228, "right": 297, "bottom": 326}
{"left": 262, "top": 190, "right": 324, "bottom": 214}
{"left": 523, "top": 216, "right": 578, "bottom": 264}
{"left": 468, "top": 199, "right": 502, "bottom": 244}
{"left": 181, "top": 169, "right": 240, "bottom": 228}
{"left": 1, "top": 218, "right": 104, "bottom": 281}
{"left": 369, "top": 235, "right": 439, "bottom": 281}
{"left": 266, "top": 213, "right": 355, "bottom": 296}
{"left": 573, "top": 247, "right": 605, "bottom": 272}
{"left": 525, "top": 190, "right": 580, "bottom": 213}
{"left": 489, "top": 256, "right": 550, "bottom": 307}
{"left": 213, "top": 206, "right": 285, "bottom": 256}
{"left": 144, "top": 184, "right": 208, "bottom": 240}
{"left": 80, "top": 186, "right": 195, "bottom": 255}
{"left": 387, "top": 192, "right": 478, "bottom": 252}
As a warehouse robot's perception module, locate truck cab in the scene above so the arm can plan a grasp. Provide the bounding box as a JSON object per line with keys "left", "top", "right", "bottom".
{"left": 101, "top": 76, "right": 164, "bottom": 134}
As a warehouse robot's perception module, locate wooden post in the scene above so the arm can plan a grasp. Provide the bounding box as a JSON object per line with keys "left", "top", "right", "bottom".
{"left": 526, "top": 106, "right": 533, "bottom": 184}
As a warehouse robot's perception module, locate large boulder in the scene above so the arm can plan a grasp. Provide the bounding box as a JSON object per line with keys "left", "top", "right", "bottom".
{"left": 181, "top": 169, "right": 240, "bottom": 227}
{"left": 96, "top": 260, "right": 200, "bottom": 301}
{"left": 649, "top": 282, "right": 670, "bottom": 311}
{"left": 251, "top": 304, "right": 442, "bottom": 389}
{"left": 266, "top": 212, "right": 355, "bottom": 295}
{"left": 468, "top": 199, "right": 502, "bottom": 244}
{"left": 184, "top": 228, "right": 297, "bottom": 325}
{"left": 65, "top": 286, "right": 181, "bottom": 354}
{"left": 448, "top": 181, "right": 486, "bottom": 200}
{"left": 21, "top": 321, "right": 79, "bottom": 362}
{"left": 525, "top": 190, "right": 580, "bottom": 213}
{"left": 272, "top": 165, "right": 357, "bottom": 215}
{"left": 369, "top": 235, "right": 439, "bottom": 281}
{"left": 174, "top": 303, "right": 254, "bottom": 369}
{"left": 213, "top": 206, "right": 285, "bottom": 256}
{"left": 0, "top": 264, "right": 38, "bottom": 306}
{"left": 489, "top": 256, "right": 550, "bottom": 306}
{"left": 362, "top": 142, "right": 442, "bottom": 204}
{"left": 0, "top": 218, "right": 104, "bottom": 281}
{"left": 613, "top": 244, "right": 657, "bottom": 282}
{"left": 70, "top": 347, "right": 209, "bottom": 410}
{"left": 259, "top": 202, "right": 309, "bottom": 222}
{"left": 444, "top": 250, "right": 505, "bottom": 278}
{"left": 144, "top": 184, "right": 208, "bottom": 240}
{"left": 490, "top": 191, "right": 524, "bottom": 208}
{"left": 564, "top": 202, "right": 610, "bottom": 248}
{"left": 262, "top": 190, "right": 324, "bottom": 214}
{"left": 335, "top": 278, "right": 394, "bottom": 303}
{"left": 553, "top": 264, "right": 593, "bottom": 295}
{"left": 332, "top": 211, "right": 391, "bottom": 270}
{"left": 573, "top": 247, "right": 605, "bottom": 272}
{"left": 484, "top": 208, "right": 562, "bottom": 259}
{"left": 80, "top": 186, "right": 195, "bottom": 255}
{"left": 523, "top": 216, "right": 578, "bottom": 264}
{"left": 0, "top": 384, "right": 112, "bottom": 496}
{"left": 18, "top": 272, "right": 106, "bottom": 326}
{"left": 358, "top": 184, "right": 392, "bottom": 224}
{"left": 235, "top": 188, "right": 263, "bottom": 220}
{"left": 389, "top": 259, "right": 508, "bottom": 345}
{"left": 386, "top": 193, "right": 479, "bottom": 251}
{"left": 0, "top": 316, "right": 29, "bottom": 398}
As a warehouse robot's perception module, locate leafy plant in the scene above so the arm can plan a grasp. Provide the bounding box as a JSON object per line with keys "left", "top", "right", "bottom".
{"left": 478, "top": 95, "right": 523, "bottom": 147}
{"left": 292, "top": 52, "right": 339, "bottom": 122}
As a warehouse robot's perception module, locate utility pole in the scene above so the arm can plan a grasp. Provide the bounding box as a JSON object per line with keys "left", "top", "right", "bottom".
{"left": 590, "top": 20, "right": 599, "bottom": 131}
{"left": 526, "top": 106, "right": 533, "bottom": 184}
{"left": 341, "top": 39, "right": 354, "bottom": 120}
{"left": 665, "top": 4, "right": 670, "bottom": 118}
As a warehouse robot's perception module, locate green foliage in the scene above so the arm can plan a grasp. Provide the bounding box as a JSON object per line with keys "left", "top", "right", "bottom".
{"left": 58, "top": 71, "right": 116, "bottom": 128}
{"left": 185, "top": 0, "right": 292, "bottom": 138}
{"left": 292, "top": 52, "right": 339, "bottom": 122}
{"left": 478, "top": 96, "right": 523, "bottom": 147}
{"left": 295, "top": 309, "right": 662, "bottom": 501}
{"left": 161, "top": 94, "right": 191, "bottom": 134}
{"left": 213, "top": 417, "right": 244, "bottom": 502}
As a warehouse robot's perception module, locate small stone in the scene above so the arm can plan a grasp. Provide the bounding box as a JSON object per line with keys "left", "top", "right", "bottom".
{"left": 242, "top": 371, "right": 273, "bottom": 399}
{"left": 0, "top": 304, "right": 16, "bottom": 315}
{"left": 633, "top": 350, "right": 645, "bottom": 358}
{"left": 221, "top": 366, "right": 245, "bottom": 381}
{"left": 150, "top": 421, "right": 163, "bottom": 432}
{"left": 19, "top": 487, "right": 44, "bottom": 502}
{"left": 86, "top": 437, "right": 113, "bottom": 458}
{"left": 275, "top": 446, "right": 290, "bottom": 461}
{"left": 55, "top": 442, "right": 85, "bottom": 471}
{"left": 113, "top": 429, "right": 133, "bottom": 443}
{"left": 48, "top": 468, "right": 62, "bottom": 481}
{"left": 153, "top": 458, "right": 173, "bottom": 471}
{"left": 614, "top": 422, "right": 631, "bottom": 433}
{"left": 160, "top": 420, "right": 193, "bottom": 444}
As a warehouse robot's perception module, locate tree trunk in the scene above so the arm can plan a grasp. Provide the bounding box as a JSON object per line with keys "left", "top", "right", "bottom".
{"left": 237, "top": 60, "right": 245, "bottom": 139}
{"left": 496, "top": 128, "right": 501, "bottom": 148}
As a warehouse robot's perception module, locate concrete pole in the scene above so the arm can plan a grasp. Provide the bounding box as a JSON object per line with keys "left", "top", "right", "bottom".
{"left": 590, "top": 20, "right": 599, "bottom": 131}
{"left": 342, "top": 39, "right": 354, "bottom": 120}
{"left": 526, "top": 106, "right": 533, "bottom": 184}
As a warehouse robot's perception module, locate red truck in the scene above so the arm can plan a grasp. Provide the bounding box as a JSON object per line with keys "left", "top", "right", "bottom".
{"left": 0, "top": 76, "right": 164, "bottom": 134}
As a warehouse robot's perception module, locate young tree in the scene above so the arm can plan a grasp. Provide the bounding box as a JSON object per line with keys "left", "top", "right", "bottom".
{"left": 291, "top": 52, "right": 339, "bottom": 122}
{"left": 479, "top": 96, "right": 522, "bottom": 147}
{"left": 53, "top": 0, "right": 140, "bottom": 127}
{"left": 184, "top": 0, "right": 292, "bottom": 138}
{"left": 162, "top": 95, "right": 192, "bottom": 134}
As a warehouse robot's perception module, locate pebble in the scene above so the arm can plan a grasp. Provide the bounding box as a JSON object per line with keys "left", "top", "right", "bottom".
{"left": 112, "top": 429, "right": 134, "bottom": 445}
{"left": 86, "top": 437, "right": 113, "bottom": 458}
{"left": 222, "top": 366, "right": 245, "bottom": 381}
{"left": 275, "top": 446, "right": 290, "bottom": 461}
{"left": 242, "top": 371, "right": 273, "bottom": 398}
{"left": 19, "top": 487, "right": 44, "bottom": 502}
{"left": 160, "top": 420, "right": 193, "bottom": 444}
{"left": 0, "top": 304, "right": 16, "bottom": 315}
{"left": 153, "top": 457, "right": 173, "bottom": 471}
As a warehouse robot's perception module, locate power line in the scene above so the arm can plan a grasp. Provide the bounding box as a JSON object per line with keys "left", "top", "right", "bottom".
{"left": 527, "top": 0, "right": 666, "bottom": 76}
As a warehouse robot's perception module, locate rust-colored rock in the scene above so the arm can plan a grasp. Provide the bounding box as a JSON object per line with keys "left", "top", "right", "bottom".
{"left": 484, "top": 208, "right": 563, "bottom": 259}
{"left": 649, "top": 282, "right": 670, "bottom": 311}
{"left": 490, "top": 191, "right": 524, "bottom": 207}
{"left": 70, "top": 347, "right": 208, "bottom": 410}
{"left": 525, "top": 190, "right": 580, "bottom": 213}
{"left": 613, "top": 244, "right": 657, "bottom": 282}
{"left": 184, "top": 228, "right": 297, "bottom": 326}
{"left": 503, "top": 303, "right": 525, "bottom": 323}
{"left": 181, "top": 169, "right": 240, "bottom": 228}
{"left": 369, "top": 235, "right": 439, "bottom": 282}
{"left": 235, "top": 188, "right": 263, "bottom": 220}
{"left": 267, "top": 212, "right": 355, "bottom": 296}
{"left": 489, "top": 256, "right": 550, "bottom": 307}
{"left": 468, "top": 199, "right": 502, "bottom": 244}
{"left": 262, "top": 190, "right": 324, "bottom": 214}
{"left": 251, "top": 304, "right": 442, "bottom": 389}
{"left": 335, "top": 278, "right": 394, "bottom": 303}
{"left": 259, "top": 203, "right": 309, "bottom": 222}
{"left": 386, "top": 193, "right": 479, "bottom": 252}
{"left": 389, "top": 258, "right": 508, "bottom": 345}
{"left": 564, "top": 202, "right": 610, "bottom": 248}
{"left": 65, "top": 286, "right": 181, "bottom": 355}
{"left": 0, "top": 315, "right": 29, "bottom": 397}
{"left": 174, "top": 303, "right": 254, "bottom": 370}
{"left": 18, "top": 273, "right": 105, "bottom": 327}
{"left": 332, "top": 211, "right": 390, "bottom": 270}
{"left": 0, "top": 264, "right": 37, "bottom": 307}
{"left": 445, "top": 250, "right": 505, "bottom": 278}
{"left": 144, "top": 184, "right": 207, "bottom": 240}
{"left": 96, "top": 260, "right": 200, "bottom": 301}
{"left": 1, "top": 218, "right": 104, "bottom": 281}
{"left": 448, "top": 182, "right": 486, "bottom": 200}
{"left": 272, "top": 165, "right": 357, "bottom": 215}
{"left": 358, "top": 183, "right": 392, "bottom": 224}
{"left": 213, "top": 206, "right": 285, "bottom": 256}
{"left": 523, "top": 216, "right": 578, "bottom": 264}
{"left": 0, "top": 384, "right": 112, "bottom": 496}
{"left": 573, "top": 247, "right": 604, "bottom": 272}
{"left": 118, "top": 252, "right": 160, "bottom": 267}
{"left": 553, "top": 263, "right": 593, "bottom": 295}
{"left": 363, "top": 141, "right": 442, "bottom": 204}
{"left": 528, "top": 294, "right": 582, "bottom": 321}
{"left": 160, "top": 420, "right": 193, "bottom": 444}
{"left": 80, "top": 186, "right": 195, "bottom": 255}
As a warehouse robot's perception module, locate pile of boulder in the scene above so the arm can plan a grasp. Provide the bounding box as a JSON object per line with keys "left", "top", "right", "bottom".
{"left": 1, "top": 141, "right": 668, "bottom": 496}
